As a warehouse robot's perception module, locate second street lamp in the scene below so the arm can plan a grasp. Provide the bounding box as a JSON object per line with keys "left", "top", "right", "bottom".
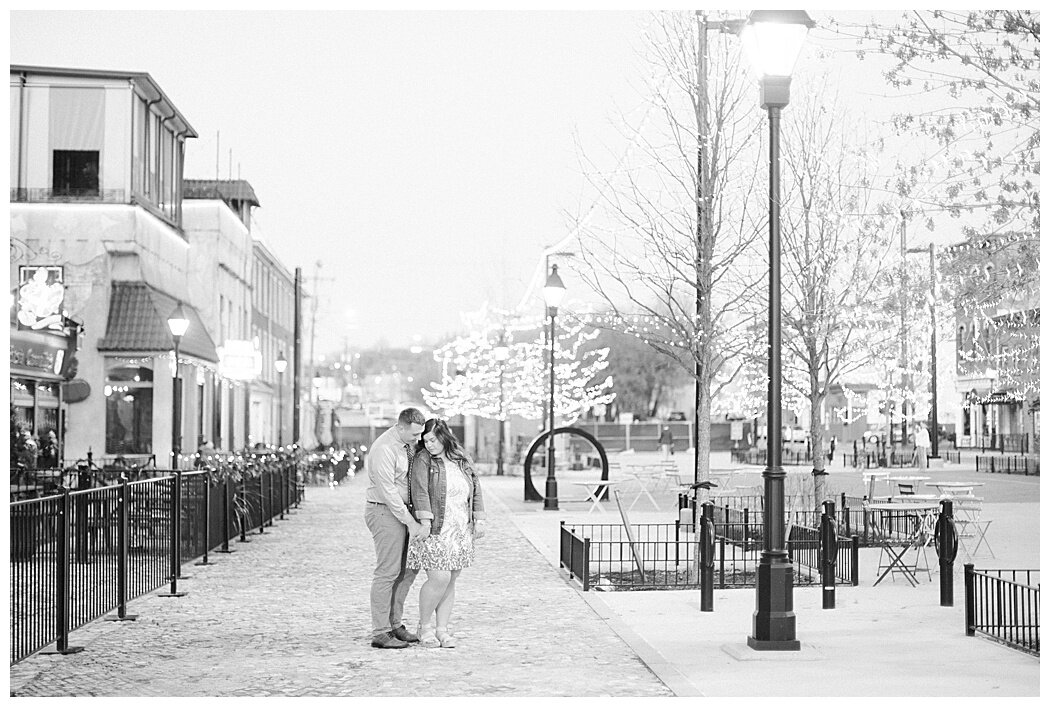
{"left": 543, "top": 264, "right": 566, "bottom": 510}
{"left": 275, "top": 351, "right": 288, "bottom": 446}
{"left": 167, "top": 302, "right": 190, "bottom": 470}
{"left": 740, "top": 8, "right": 814, "bottom": 652}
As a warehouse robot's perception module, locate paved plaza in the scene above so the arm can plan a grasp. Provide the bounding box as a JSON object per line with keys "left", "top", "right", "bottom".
{"left": 8, "top": 470, "right": 670, "bottom": 698}
{"left": 8, "top": 450, "right": 1041, "bottom": 697}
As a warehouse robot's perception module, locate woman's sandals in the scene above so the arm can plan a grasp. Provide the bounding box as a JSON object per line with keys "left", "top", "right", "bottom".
{"left": 435, "top": 628, "right": 457, "bottom": 648}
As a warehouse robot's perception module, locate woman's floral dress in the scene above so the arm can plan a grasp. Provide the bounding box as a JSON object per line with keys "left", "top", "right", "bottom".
{"left": 407, "top": 459, "right": 475, "bottom": 571}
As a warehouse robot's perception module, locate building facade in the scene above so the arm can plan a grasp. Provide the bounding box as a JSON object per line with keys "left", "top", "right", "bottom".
{"left": 182, "top": 179, "right": 258, "bottom": 452}
{"left": 10, "top": 66, "right": 302, "bottom": 468}
{"left": 949, "top": 234, "right": 1040, "bottom": 451}
{"left": 250, "top": 238, "right": 295, "bottom": 447}
{"left": 10, "top": 65, "right": 211, "bottom": 468}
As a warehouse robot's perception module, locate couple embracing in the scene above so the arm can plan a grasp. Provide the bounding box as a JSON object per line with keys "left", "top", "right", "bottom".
{"left": 364, "top": 408, "right": 486, "bottom": 649}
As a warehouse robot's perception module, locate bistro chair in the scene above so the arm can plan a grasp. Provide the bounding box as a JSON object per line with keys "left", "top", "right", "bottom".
{"left": 954, "top": 498, "right": 995, "bottom": 558}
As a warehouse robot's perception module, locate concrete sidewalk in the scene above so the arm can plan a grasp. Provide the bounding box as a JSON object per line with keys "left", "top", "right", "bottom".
{"left": 9, "top": 474, "right": 670, "bottom": 698}
{"left": 485, "top": 458, "right": 1041, "bottom": 697}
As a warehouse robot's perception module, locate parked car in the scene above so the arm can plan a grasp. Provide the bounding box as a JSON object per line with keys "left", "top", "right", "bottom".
{"left": 666, "top": 411, "right": 687, "bottom": 421}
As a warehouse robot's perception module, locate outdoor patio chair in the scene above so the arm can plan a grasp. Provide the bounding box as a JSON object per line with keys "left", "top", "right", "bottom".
{"left": 954, "top": 499, "right": 995, "bottom": 558}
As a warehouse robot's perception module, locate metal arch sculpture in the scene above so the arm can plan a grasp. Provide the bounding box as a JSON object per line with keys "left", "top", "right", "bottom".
{"left": 523, "top": 426, "right": 610, "bottom": 503}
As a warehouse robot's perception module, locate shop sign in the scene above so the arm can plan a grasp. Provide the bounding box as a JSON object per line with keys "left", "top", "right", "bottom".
{"left": 10, "top": 338, "right": 63, "bottom": 375}
{"left": 17, "top": 265, "right": 65, "bottom": 331}
{"left": 218, "top": 339, "right": 261, "bottom": 381}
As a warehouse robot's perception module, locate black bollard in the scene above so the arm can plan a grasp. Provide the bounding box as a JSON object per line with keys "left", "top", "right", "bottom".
{"left": 934, "top": 499, "right": 959, "bottom": 607}
{"left": 820, "top": 500, "right": 838, "bottom": 609}
{"left": 699, "top": 502, "right": 715, "bottom": 612}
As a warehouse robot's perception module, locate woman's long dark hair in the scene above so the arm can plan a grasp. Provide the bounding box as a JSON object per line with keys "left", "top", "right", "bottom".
{"left": 420, "top": 418, "right": 471, "bottom": 467}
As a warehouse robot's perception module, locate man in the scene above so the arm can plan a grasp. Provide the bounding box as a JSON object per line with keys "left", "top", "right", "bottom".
{"left": 914, "top": 424, "right": 931, "bottom": 471}
{"left": 364, "top": 407, "right": 427, "bottom": 649}
{"left": 659, "top": 426, "right": 674, "bottom": 460}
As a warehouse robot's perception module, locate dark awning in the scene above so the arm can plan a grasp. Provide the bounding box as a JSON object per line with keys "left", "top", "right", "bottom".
{"left": 97, "top": 282, "right": 218, "bottom": 362}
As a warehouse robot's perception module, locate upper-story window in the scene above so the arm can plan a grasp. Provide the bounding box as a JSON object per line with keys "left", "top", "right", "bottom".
{"left": 52, "top": 149, "right": 99, "bottom": 197}
{"left": 49, "top": 87, "right": 104, "bottom": 200}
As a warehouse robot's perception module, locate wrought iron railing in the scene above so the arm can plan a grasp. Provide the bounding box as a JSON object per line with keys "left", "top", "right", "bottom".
{"left": 964, "top": 566, "right": 1040, "bottom": 656}
{"left": 559, "top": 517, "right": 859, "bottom": 591}
{"left": 976, "top": 455, "right": 1040, "bottom": 475}
{"left": 730, "top": 449, "right": 814, "bottom": 466}
{"left": 8, "top": 464, "right": 303, "bottom": 665}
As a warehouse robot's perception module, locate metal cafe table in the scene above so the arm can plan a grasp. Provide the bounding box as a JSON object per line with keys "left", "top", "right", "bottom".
{"left": 568, "top": 479, "right": 624, "bottom": 513}
{"left": 866, "top": 501, "right": 940, "bottom": 587}
{"left": 927, "top": 481, "right": 983, "bottom": 497}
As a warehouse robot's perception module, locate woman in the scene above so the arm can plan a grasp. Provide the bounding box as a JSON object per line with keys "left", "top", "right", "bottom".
{"left": 407, "top": 418, "right": 485, "bottom": 648}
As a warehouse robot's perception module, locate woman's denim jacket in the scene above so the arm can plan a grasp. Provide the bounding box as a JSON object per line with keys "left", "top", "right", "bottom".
{"left": 409, "top": 448, "right": 485, "bottom": 535}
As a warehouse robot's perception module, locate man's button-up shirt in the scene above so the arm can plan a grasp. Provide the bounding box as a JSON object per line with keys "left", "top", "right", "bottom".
{"left": 364, "top": 426, "right": 415, "bottom": 526}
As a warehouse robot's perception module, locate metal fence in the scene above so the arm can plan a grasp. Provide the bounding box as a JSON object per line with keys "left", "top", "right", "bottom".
{"left": 680, "top": 492, "right": 895, "bottom": 549}
{"left": 730, "top": 449, "right": 814, "bottom": 466}
{"left": 785, "top": 523, "right": 860, "bottom": 586}
{"left": 976, "top": 455, "right": 1040, "bottom": 476}
{"left": 841, "top": 449, "right": 918, "bottom": 469}
{"left": 964, "top": 566, "right": 1040, "bottom": 656}
{"left": 559, "top": 517, "right": 858, "bottom": 591}
{"left": 9, "top": 464, "right": 303, "bottom": 665}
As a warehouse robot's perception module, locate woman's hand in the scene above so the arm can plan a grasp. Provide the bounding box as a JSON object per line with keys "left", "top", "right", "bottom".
{"left": 473, "top": 520, "right": 485, "bottom": 540}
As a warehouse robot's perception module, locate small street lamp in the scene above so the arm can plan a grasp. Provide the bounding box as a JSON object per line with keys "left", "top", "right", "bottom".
{"left": 167, "top": 302, "right": 190, "bottom": 470}
{"left": 275, "top": 351, "right": 288, "bottom": 446}
{"left": 493, "top": 336, "right": 510, "bottom": 476}
{"left": 740, "top": 8, "right": 814, "bottom": 652}
{"left": 543, "top": 264, "right": 566, "bottom": 511}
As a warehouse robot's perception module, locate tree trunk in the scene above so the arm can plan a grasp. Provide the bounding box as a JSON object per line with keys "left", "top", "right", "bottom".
{"left": 810, "top": 384, "right": 827, "bottom": 512}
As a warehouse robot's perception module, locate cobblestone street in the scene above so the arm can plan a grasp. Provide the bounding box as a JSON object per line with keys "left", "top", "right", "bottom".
{"left": 9, "top": 474, "right": 671, "bottom": 697}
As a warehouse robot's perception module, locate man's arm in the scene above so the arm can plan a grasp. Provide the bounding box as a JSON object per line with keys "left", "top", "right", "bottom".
{"left": 372, "top": 445, "right": 419, "bottom": 528}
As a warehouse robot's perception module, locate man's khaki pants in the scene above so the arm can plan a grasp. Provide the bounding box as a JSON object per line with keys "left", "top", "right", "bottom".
{"left": 365, "top": 503, "right": 418, "bottom": 637}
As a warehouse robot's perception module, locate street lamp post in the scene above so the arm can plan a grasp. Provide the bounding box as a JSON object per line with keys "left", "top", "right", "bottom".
{"left": 167, "top": 302, "right": 190, "bottom": 470}
{"left": 275, "top": 351, "right": 288, "bottom": 446}
{"left": 543, "top": 264, "right": 566, "bottom": 511}
{"left": 542, "top": 250, "right": 574, "bottom": 433}
{"left": 494, "top": 336, "right": 510, "bottom": 476}
{"left": 740, "top": 9, "right": 813, "bottom": 651}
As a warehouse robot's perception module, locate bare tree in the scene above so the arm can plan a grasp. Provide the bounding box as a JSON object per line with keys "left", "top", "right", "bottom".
{"left": 829, "top": 11, "right": 1039, "bottom": 239}
{"left": 572, "top": 10, "right": 765, "bottom": 486}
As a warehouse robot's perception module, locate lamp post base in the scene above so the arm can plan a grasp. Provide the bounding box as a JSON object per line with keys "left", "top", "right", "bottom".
{"left": 544, "top": 476, "right": 559, "bottom": 511}
{"left": 749, "top": 560, "right": 800, "bottom": 650}
{"left": 543, "top": 476, "right": 559, "bottom": 510}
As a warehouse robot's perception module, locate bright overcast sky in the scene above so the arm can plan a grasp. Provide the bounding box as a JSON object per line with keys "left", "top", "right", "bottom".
{"left": 9, "top": 9, "right": 932, "bottom": 353}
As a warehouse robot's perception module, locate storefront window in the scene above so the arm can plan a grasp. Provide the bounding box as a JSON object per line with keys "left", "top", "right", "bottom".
{"left": 11, "top": 379, "right": 34, "bottom": 430}
{"left": 105, "top": 362, "right": 154, "bottom": 454}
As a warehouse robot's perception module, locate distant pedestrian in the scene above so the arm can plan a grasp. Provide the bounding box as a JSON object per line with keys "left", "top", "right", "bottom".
{"left": 407, "top": 418, "right": 486, "bottom": 648}
{"left": 659, "top": 426, "right": 674, "bottom": 460}
{"left": 914, "top": 424, "right": 931, "bottom": 470}
{"left": 364, "top": 407, "right": 427, "bottom": 649}
{"left": 37, "top": 430, "right": 59, "bottom": 469}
